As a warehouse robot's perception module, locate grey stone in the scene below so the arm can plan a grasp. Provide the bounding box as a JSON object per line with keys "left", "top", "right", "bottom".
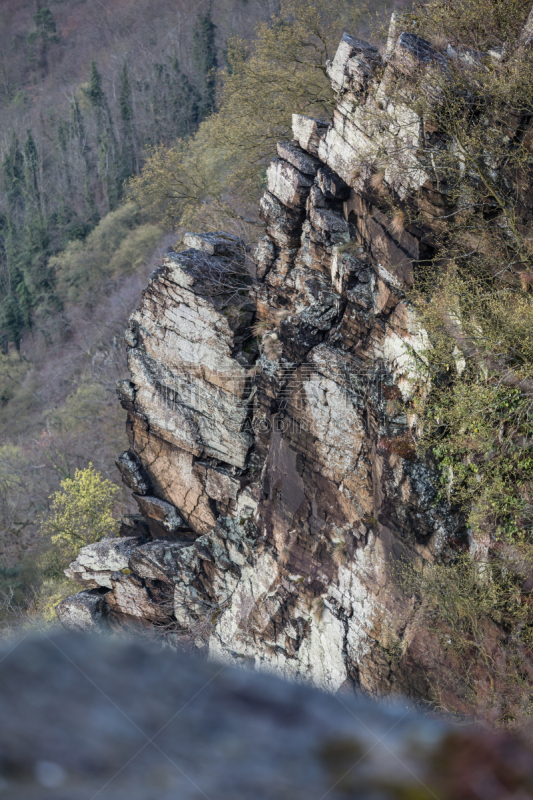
{"left": 253, "top": 236, "right": 277, "bottom": 279}
{"left": 129, "top": 539, "right": 193, "bottom": 581}
{"left": 326, "top": 33, "right": 381, "bottom": 95}
{"left": 116, "top": 450, "right": 151, "bottom": 495}
{"left": 266, "top": 158, "right": 314, "bottom": 209}
{"left": 276, "top": 140, "right": 321, "bottom": 175}
{"left": 316, "top": 166, "right": 350, "bottom": 201}
{"left": 134, "top": 495, "right": 188, "bottom": 536}
{"left": 292, "top": 113, "right": 329, "bottom": 156}
{"left": 205, "top": 467, "right": 242, "bottom": 502}
{"left": 1, "top": 633, "right": 532, "bottom": 800}
{"left": 115, "top": 378, "right": 135, "bottom": 404}
{"left": 55, "top": 591, "right": 108, "bottom": 632}
{"left": 182, "top": 231, "right": 246, "bottom": 261}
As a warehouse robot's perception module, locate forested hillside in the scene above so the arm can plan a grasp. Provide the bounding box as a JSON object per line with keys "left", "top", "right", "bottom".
{"left": 0, "top": 0, "right": 280, "bottom": 348}
{"left": 0, "top": 0, "right": 288, "bottom": 619}
{"left": 0, "top": 0, "right": 404, "bottom": 626}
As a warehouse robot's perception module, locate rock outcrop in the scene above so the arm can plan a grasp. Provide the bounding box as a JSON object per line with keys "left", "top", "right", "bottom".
{"left": 5, "top": 632, "right": 533, "bottom": 800}
{"left": 58, "top": 22, "right": 465, "bottom": 697}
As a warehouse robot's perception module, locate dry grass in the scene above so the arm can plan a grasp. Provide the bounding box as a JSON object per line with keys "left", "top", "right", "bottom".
{"left": 369, "top": 168, "right": 386, "bottom": 193}
{"left": 389, "top": 209, "right": 407, "bottom": 237}
{"left": 251, "top": 320, "right": 273, "bottom": 337}
{"left": 262, "top": 335, "right": 282, "bottom": 361}
{"left": 312, "top": 596, "right": 326, "bottom": 622}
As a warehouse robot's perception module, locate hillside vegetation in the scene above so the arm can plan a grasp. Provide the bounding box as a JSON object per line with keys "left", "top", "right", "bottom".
{"left": 0, "top": 0, "right": 401, "bottom": 627}
{"left": 0, "top": 0, "right": 282, "bottom": 622}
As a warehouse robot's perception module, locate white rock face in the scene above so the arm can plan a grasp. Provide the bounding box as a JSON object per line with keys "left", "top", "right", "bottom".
{"left": 267, "top": 159, "right": 314, "bottom": 209}
{"left": 59, "top": 20, "right": 463, "bottom": 702}
{"left": 128, "top": 252, "right": 253, "bottom": 468}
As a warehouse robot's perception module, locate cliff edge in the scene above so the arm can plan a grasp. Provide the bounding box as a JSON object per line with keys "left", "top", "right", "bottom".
{"left": 57, "top": 22, "right": 466, "bottom": 698}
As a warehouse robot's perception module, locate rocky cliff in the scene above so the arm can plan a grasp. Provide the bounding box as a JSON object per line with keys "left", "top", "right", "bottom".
{"left": 58, "top": 20, "right": 465, "bottom": 697}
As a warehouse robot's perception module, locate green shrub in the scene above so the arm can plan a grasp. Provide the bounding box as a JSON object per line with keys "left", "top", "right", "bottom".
{"left": 41, "top": 463, "right": 120, "bottom": 557}
{"left": 0, "top": 352, "right": 36, "bottom": 433}
{"left": 50, "top": 203, "right": 162, "bottom": 302}
{"left": 45, "top": 383, "right": 107, "bottom": 435}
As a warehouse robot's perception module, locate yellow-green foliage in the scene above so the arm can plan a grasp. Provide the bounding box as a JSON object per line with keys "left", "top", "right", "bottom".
{"left": 356, "top": 1, "right": 533, "bottom": 542}
{"left": 33, "top": 577, "right": 80, "bottom": 624}
{"left": 41, "top": 463, "right": 120, "bottom": 556}
{"left": 0, "top": 351, "right": 36, "bottom": 430}
{"left": 412, "top": 265, "right": 533, "bottom": 540}
{"left": 0, "top": 351, "right": 30, "bottom": 406}
{"left": 129, "top": 0, "right": 360, "bottom": 228}
{"left": 50, "top": 203, "right": 161, "bottom": 302}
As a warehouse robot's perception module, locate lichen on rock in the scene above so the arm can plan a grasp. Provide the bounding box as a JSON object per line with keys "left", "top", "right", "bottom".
{"left": 58, "top": 17, "right": 466, "bottom": 699}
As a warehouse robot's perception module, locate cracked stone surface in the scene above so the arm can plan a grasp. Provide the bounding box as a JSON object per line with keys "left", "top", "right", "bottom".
{"left": 59, "top": 21, "right": 468, "bottom": 701}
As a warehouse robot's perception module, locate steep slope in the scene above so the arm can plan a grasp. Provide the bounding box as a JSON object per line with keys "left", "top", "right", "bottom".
{"left": 58, "top": 23, "right": 465, "bottom": 697}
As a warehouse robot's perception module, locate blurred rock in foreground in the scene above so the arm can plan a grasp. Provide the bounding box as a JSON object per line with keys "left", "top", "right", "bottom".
{"left": 0, "top": 632, "right": 532, "bottom": 799}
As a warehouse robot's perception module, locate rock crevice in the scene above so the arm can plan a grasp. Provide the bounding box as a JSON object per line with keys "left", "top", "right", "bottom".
{"left": 58, "top": 21, "right": 465, "bottom": 697}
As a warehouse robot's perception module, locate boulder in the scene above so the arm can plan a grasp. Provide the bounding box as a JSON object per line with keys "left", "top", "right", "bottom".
{"left": 292, "top": 114, "right": 329, "bottom": 157}
{"left": 1, "top": 633, "right": 533, "bottom": 800}
{"left": 115, "top": 450, "right": 151, "bottom": 494}
{"left": 55, "top": 591, "right": 108, "bottom": 632}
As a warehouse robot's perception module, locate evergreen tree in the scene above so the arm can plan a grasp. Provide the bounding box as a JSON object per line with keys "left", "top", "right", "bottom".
{"left": 71, "top": 97, "right": 91, "bottom": 171}
{"left": 192, "top": 7, "right": 218, "bottom": 119}
{"left": 119, "top": 62, "right": 137, "bottom": 181}
{"left": 151, "top": 59, "right": 200, "bottom": 143}
{"left": 20, "top": 131, "right": 53, "bottom": 315}
{"left": 2, "top": 135, "right": 25, "bottom": 218}
{"left": 27, "top": 8, "right": 58, "bottom": 78}
{"left": 23, "top": 130, "right": 40, "bottom": 204}
{"left": 57, "top": 120, "right": 71, "bottom": 191}
{"left": 1, "top": 139, "right": 26, "bottom": 347}
{"left": 1, "top": 295, "right": 24, "bottom": 351}
{"left": 0, "top": 26, "right": 223, "bottom": 349}
{"left": 84, "top": 62, "right": 119, "bottom": 211}
{"left": 85, "top": 61, "right": 106, "bottom": 114}
{"left": 170, "top": 58, "right": 199, "bottom": 137}
{"left": 71, "top": 97, "right": 99, "bottom": 227}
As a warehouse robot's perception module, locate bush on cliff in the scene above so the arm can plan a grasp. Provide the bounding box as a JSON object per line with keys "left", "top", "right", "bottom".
{"left": 398, "top": 548, "right": 533, "bottom": 727}
{"left": 380, "top": 0, "right": 533, "bottom": 727}
{"left": 362, "top": 0, "right": 533, "bottom": 544}
{"left": 0, "top": 464, "right": 120, "bottom": 630}
{"left": 41, "top": 463, "right": 120, "bottom": 558}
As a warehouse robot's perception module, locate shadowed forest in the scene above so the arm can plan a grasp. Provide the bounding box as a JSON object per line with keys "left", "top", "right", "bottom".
{"left": 0, "top": 0, "right": 399, "bottom": 621}
{"left": 0, "top": 0, "right": 285, "bottom": 616}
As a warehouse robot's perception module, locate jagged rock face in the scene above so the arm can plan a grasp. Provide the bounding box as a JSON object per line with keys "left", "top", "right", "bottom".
{"left": 59, "top": 25, "right": 464, "bottom": 697}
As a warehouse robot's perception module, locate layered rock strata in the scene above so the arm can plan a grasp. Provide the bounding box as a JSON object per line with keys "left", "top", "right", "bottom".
{"left": 58, "top": 24, "right": 464, "bottom": 696}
